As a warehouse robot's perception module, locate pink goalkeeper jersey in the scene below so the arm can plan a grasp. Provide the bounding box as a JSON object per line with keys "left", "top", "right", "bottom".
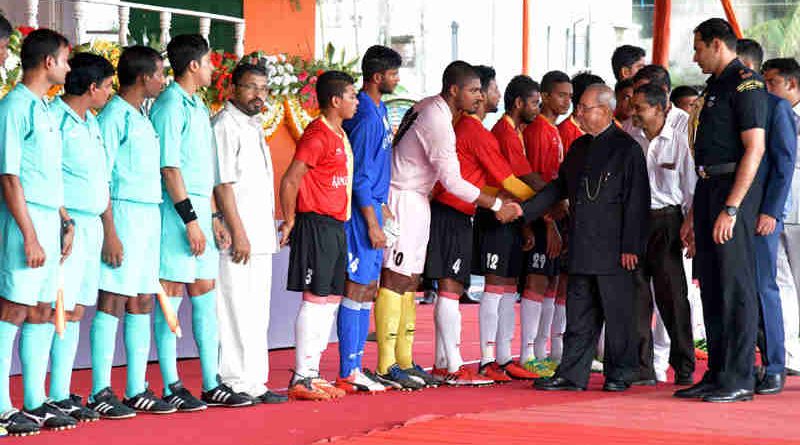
{"left": 390, "top": 95, "right": 481, "bottom": 203}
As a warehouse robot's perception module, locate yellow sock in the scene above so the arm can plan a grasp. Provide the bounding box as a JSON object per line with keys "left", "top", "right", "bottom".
{"left": 395, "top": 292, "right": 417, "bottom": 369}
{"left": 375, "top": 288, "right": 402, "bottom": 374}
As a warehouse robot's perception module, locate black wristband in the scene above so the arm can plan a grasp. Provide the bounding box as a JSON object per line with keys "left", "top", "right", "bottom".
{"left": 174, "top": 198, "right": 198, "bottom": 224}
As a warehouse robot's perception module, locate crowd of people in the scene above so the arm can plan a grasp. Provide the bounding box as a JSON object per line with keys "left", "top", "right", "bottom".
{"left": 0, "top": 13, "right": 796, "bottom": 438}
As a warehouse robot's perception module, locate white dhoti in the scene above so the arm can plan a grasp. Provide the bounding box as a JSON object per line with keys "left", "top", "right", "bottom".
{"left": 217, "top": 253, "right": 273, "bottom": 397}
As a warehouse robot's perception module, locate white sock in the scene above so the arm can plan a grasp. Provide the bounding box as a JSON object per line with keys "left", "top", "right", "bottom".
{"left": 520, "top": 295, "right": 543, "bottom": 363}
{"left": 550, "top": 302, "right": 566, "bottom": 362}
{"left": 434, "top": 297, "right": 448, "bottom": 369}
{"left": 318, "top": 299, "right": 340, "bottom": 358}
{"left": 496, "top": 292, "right": 517, "bottom": 365}
{"left": 479, "top": 291, "right": 503, "bottom": 365}
{"left": 436, "top": 293, "right": 463, "bottom": 372}
{"left": 294, "top": 300, "right": 326, "bottom": 382}
{"left": 535, "top": 297, "right": 555, "bottom": 359}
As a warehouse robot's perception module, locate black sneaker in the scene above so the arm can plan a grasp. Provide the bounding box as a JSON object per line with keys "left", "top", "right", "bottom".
{"left": 378, "top": 364, "right": 424, "bottom": 390}
{"left": 202, "top": 382, "right": 253, "bottom": 408}
{"left": 256, "top": 390, "right": 288, "bottom": 404}
{"left": 51, "top": 395, "right": 100, "bottom": 422}
{"left": 403, "top": 363, "right": 440, "bottom": 387}
{"left": 363, "top": 368, "right": 402, "bottom": 390}
{"left": 163, "top": 380, "right": 207, "bottom": 412}
{"left": 0, "top": 409, "right": 39, "bottom": 436}
{"left": 124, "top": 388, "right": 177, "bottom": 414}
{"left": 88, "top": 387, "right": 136, "bottom": 420}
{"left": 22, "top": 402, "right": 77, "bottom": 431}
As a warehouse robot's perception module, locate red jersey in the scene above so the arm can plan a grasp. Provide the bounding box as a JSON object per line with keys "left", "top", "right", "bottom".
{"left": 433, "top": 114, "right": 513, "bottom": 215}
{"left": 293, "top": 117, "right": 353, "bottom": 221}
{"left": 557, "top": 115, "right": 584, "bottom": 153}
{"left": 490, "top": 115, "right": 532, "bottom": 180}
{"left": 524, "top": 114, "right": 564, "bottom": 183}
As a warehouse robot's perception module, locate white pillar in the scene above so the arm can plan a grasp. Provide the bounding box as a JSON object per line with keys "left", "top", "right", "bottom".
{"left": 25, "top": 0, "right": 39, "bottom": 28}
{"left": 73, "top": 1, "right": 87, "bottom": 45}
{"left": 234, "top": 22, "right": 245, "bottom": 58}
{"left": 118, "top": 5, "right": 130, "bottom": 46}
{"left": 199, "top": 17, "right": 211, "bottom": 43}
{"left": 160, "top": 11, "right": 172, "bottom": 49}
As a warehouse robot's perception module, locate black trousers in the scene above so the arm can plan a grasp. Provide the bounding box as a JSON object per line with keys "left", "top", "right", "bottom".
{"left": 693, "top": 175, "right": 761, "bottom": 391}
{"left": 634, "top": 207, "right": 695, "bottom": 380}
{"left": 556, "top": 273, "right": 638, "bottom": 388}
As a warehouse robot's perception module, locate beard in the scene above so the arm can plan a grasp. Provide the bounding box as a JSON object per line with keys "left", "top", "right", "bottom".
{"left": 378, "top": 81, "right": 395, "bottom": 95}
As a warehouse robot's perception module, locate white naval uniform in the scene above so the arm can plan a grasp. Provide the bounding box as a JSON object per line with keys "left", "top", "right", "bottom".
{"left": 212, "top": 101, "right": 279, "bottom": 397}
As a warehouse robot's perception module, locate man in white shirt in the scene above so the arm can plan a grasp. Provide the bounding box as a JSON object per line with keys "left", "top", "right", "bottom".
{"left": 212, "top": 63, "right": 287, "bottom": 404}
{"left": 762, "top": 57, "right": 800, "bottom": 376}
{"left": 630, "top": 83, "right": 698, "bottom": 386}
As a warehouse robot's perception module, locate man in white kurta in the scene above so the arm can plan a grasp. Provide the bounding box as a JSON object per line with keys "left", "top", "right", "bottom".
{"left": 212, "top": 63, "right": 286, "bottom": 403}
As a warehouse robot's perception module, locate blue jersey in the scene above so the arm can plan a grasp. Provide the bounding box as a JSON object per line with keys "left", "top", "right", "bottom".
{"left": 343, "top": 91, "right": 392, "bottom": 210}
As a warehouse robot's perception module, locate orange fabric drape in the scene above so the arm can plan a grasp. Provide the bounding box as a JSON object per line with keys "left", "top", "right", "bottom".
{"left": 720, "top": 0, "right": 743, "bottom": 38}
{"left": 522, "top": 0, "right": 530, "bottom": 75}
{"left": 651, "top": 0, "right": 671, "bottom": 68}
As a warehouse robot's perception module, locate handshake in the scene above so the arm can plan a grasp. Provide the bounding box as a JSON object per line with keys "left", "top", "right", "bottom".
{"left": 493, "top": 198, "right": 523, "bottom": 223}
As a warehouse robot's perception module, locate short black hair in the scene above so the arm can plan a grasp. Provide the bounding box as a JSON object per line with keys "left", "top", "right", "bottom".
{"left": 361, "top": 45, "right": 402, "bottom": 82}
{"left": 64, "top": 52, "right": 115, "bottom": 96}
{"left": 541, "top": 70, "right": 570, "bottom": 94}
{"left": 614, "top": 78, "right": 634, "bottom": 95}
{"left": 118, "top": 45, "right": 163, "bottom": 88}
{"left": 736, "top": 38, "right": 764, "bottom": 70}
{"left": 611, "top": 45, "right": 646, "bottom": 81}
{"left": 571, "top": 71, "right": 604, "bottom": 107}
{"left": 762, "top": 57, "right": 800, "bottom": 85}
{"left": 473, "top": 65, "right": 496, "bottom": 92}
{"left": 503, "top": 74, "right": 539, "bottom": 111}
{"left": 670, "top": 85, "right": 700, "bottom": 105}
{"left": 441, "top": 60, "right": 479, "bottom": 93}
{"left": 232, "top": 62, "right": 267, "bottom": 86}
{"left": 316, "top": 70, "right": 355, "bottom": 109}
{"left": 633, "top": 64, "right": 671, "bottom": 90}
{"left": 167, "top": 34, "right": 209, "bottom": 77}
{"left": 634, "top": 83, "right": 668, "bottom": 110}
{"left": 20, "top": 29, "right": 70, "bottom": 70}
{"left": 694, "top": 18, "right": 737, "bottom": 50}
{"left": 0, "top": 15, "right": 12, "bottom": 41}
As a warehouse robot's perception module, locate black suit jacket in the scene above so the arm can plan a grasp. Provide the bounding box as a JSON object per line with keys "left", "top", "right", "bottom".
{"left": 522, "top": 123, "right": 651, "bottom": 275}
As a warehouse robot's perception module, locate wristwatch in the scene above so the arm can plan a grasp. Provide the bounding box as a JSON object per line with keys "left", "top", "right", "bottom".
{"left": 212, "top": 211, "right": 224, "bottom": 221}
{"left": 724, "top": 205, "right": 738, "bottom": 217}
{"left": 61, "top": 218, "right": 75, "bottom": 230}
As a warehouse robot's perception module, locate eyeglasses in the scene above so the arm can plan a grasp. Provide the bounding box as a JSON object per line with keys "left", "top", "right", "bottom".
{"left": 576, "top": 103, "right": 604, "bottom": 112}
{"left": 236, "top": 84, "right": 269, "bottom": 94}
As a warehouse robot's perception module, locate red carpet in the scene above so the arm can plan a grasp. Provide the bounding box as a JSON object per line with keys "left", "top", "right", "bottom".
{"left": 10, "top": 303, "right": 800, "bottom": 445}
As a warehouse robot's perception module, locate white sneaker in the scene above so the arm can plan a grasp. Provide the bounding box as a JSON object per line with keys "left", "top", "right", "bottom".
{"left": 353, "top": 369, "right": 387, "bottom": 392}
{"left": 591, "top": 359, "right": 604, "bottom": 373}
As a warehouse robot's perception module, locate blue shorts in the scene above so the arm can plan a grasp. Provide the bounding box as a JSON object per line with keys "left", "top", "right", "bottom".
{"left": 160, "top": 194, "right": 218, "bottom": 283}
{"left": 0, "top": 203, "right": 60, "bottom": 306}
{"left": 99, "top": 200, "right": 161, "bottom": 297}
{"left": 61, "top": 211, "right": 103, "bottom": 310}
{"left": 345, "top": 204, "right": 384, "bottom": 285}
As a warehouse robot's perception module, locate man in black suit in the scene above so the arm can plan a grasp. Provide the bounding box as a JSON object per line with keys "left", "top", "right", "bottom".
{"left": 523, "top": 84, "right": 651, "bottom": 392}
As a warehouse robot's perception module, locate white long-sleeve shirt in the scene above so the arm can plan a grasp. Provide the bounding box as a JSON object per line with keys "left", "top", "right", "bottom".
{"left": 630, "top": 122, "right": 697, "bottom": 214}
{"left": 785, "top": 102, "right": 800, "bottom": 225}
{"left": 390, "top": 95, "right": 480, "bottom": 203}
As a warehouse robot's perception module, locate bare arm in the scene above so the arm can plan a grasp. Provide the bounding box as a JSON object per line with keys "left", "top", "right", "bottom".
{"left": 100, "top": 198, "right": 124, "bottom": 267}
{"left": 161, "top": 166, "right": 205, "bottom": 256}
{"left": 278, "top": 159, "right": 309, "bottom": 247}
{"left": 0, "top": 175, "right": 44, "bottom": 268}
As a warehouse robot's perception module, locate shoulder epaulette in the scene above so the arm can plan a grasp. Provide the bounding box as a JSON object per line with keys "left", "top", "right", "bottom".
{"left": 736, "top": 79, "right": 764, "bottom": 93}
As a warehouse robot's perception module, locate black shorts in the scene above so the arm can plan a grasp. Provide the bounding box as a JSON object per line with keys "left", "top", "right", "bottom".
{"left": 287, "top": 212, "right": 346, "bottom": 296}
{"left": 471, "top": 208, "right": 524, "bottom": 278}
{"left": 525, "top": 219, "right": 561, "bottom": 276}
{"left": 424, "top": 202, "right": 472, "bottom": 286}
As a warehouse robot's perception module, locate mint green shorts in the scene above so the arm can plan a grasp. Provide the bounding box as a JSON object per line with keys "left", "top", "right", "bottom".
{"left": 159, "top": 194, "right": 218, "bottom": 283}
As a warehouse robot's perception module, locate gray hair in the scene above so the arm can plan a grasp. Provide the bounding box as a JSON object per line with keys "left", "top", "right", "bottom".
{"left": 585, "top": 83, "right": 616, "bottom": 111}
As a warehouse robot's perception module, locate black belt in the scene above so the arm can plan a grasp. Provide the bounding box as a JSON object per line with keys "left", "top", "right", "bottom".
{"left": 696, "top": 162, "right": 737, "bottom": 179}
{"left": 650, "top": 205, "right": 681, "bottom": 216}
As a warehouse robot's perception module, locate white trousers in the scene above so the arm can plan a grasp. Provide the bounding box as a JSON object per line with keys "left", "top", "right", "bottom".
{"left": 217, "top": 253, "right": 273, "bottom": 397}
{"left": 778, "top": 226, "right": 800, "bottom": 370}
